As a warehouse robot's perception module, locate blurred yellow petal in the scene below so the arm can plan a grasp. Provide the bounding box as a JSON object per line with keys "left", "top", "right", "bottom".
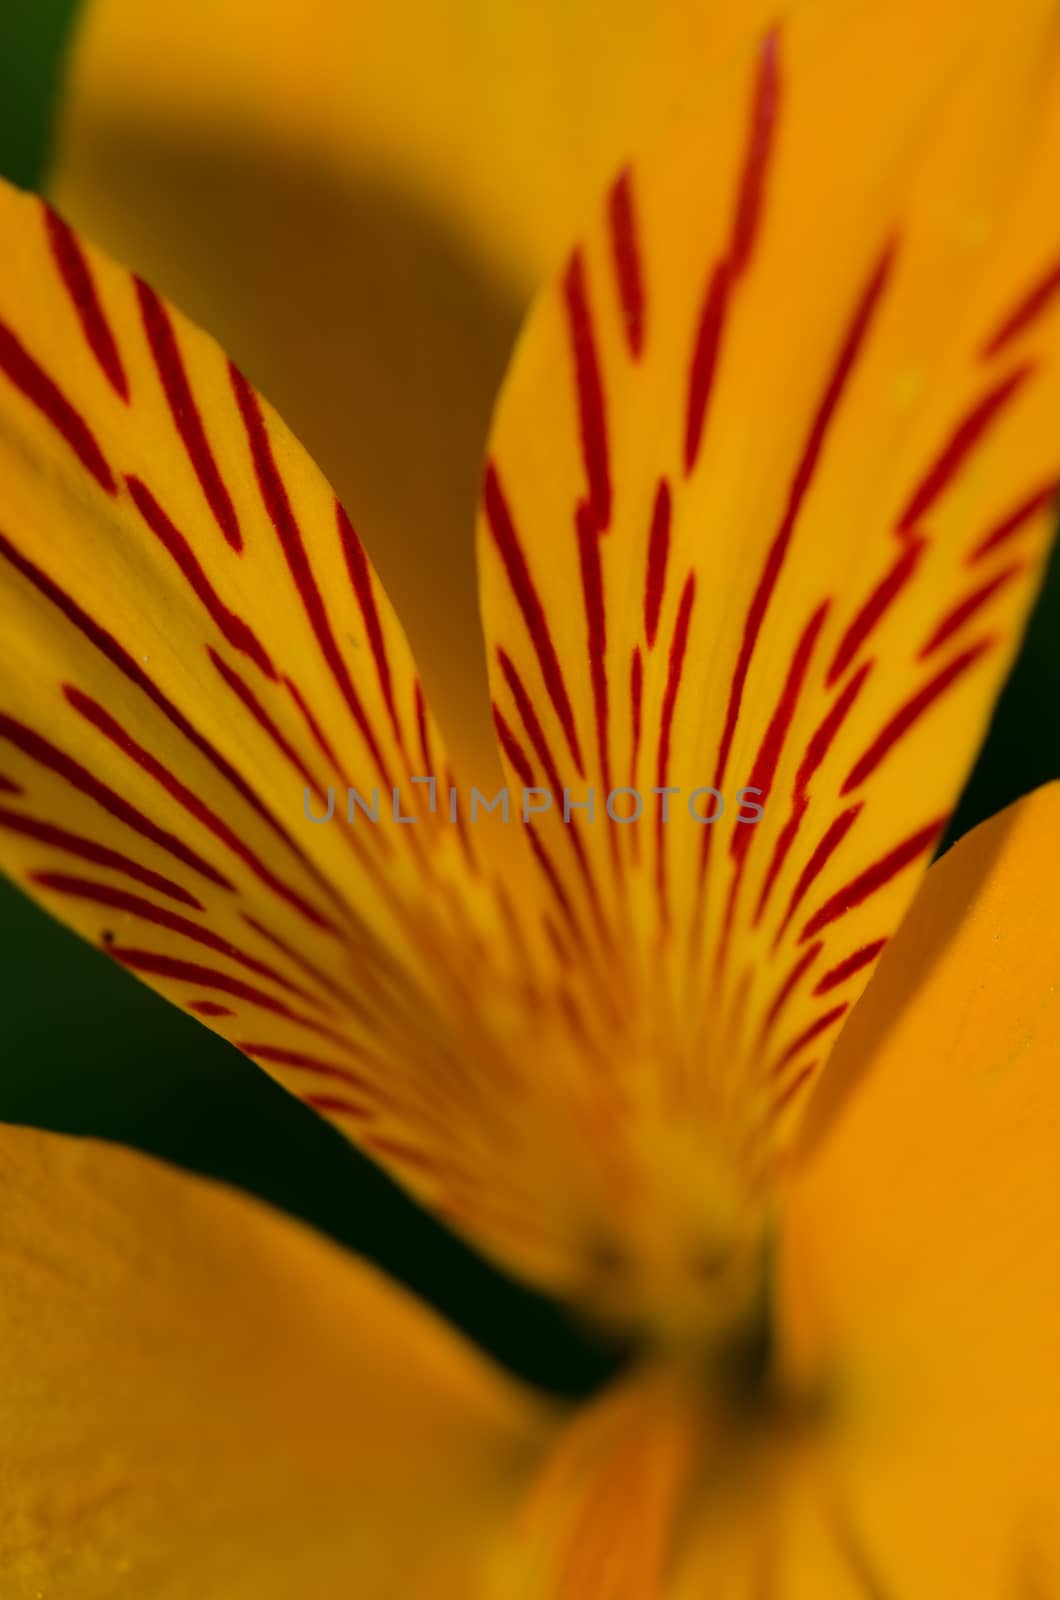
{"left": 478, "top": 0, "right": 1060, "bottom": 1224}
{"left": 0, "top": 1122, "right": 551, "bottom": 1598}
{"left": 779, "top": 783, "right": 1060, "bottom": 1596}
{"left": 50, "top": 0, "right": 778, "bottom": 776}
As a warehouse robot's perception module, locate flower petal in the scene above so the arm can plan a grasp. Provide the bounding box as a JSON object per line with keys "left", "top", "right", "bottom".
{"left": 0, "top": 1122, "right": 550, "bottom": 1597}
{"left": 779, "top": 783, "right": 1060, "bottom": 1595}
{"left": 478, "top": 0, "right": 1060, "bottom": 1171}
{"left": 0, "top": 175, "right": 545, "bottom": 1270}
{"left": 50, "top": 0, "right": 778, "bottom": 777}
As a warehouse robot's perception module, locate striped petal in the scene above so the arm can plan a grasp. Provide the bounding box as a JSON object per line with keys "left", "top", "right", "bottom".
{"left": 0, "top": 175, "right": 567, "bottom": 1287}
{"left": 778, "top": 784, "right": 1060, "bottom": 1595}
{"left": 0, "top": 1122, "right": 549, "bottom": 1597}
{"left": 478, "top": 0, "right": 1060, "bottom": 1226}
{"left": 50, "top": 0, "right": 778, "bottom": 778}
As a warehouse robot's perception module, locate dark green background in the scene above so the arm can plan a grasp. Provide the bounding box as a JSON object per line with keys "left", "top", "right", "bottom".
{"left": 1, "top": 0, "right": 1058, "bottom": 1393}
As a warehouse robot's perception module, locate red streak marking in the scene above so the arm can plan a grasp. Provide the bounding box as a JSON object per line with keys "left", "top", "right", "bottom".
{"left": 760, "top": 940, "right": 822, "bottom": 1042}
{"left": 362, "top": 1137, "right": 437, "bottom": 1174}
{"left": 484, "top": 464, "right": 585, "bottom": 774}
{"left": 126, "top": 474, "right": 275, "bottom": 676}
{"left": 896, "top": 365, "right": 1033, "bottom": 535}
{"left": 918, "top": 564, "right": 1023, "bottom": 659}
{"left": 65, "top": 685, "right": 337, "bottom": 933}
{"left": 0, "top": 804, "right": 202, "bottom": 907}
{"left": 414, "top": 681, "right": 433, "bottom": 776}
{"left": 136, "top": 278, "right": 241, "bottom": 550}
{"left": 754, "top": 665, "right": 871, "bottom": 927}
{"left": 967, "top": 481, "right": 1059, "bottom": 565}
{"left": 302, "top": 1092, "right": 372, "bottom": 1119}
{"left": 777, "top": 803, "right": 862, "bottom": 943}
{"left": 30, "top": 869, "right": 326, "bottom": 1002}
{"left": 0, "top": 526, "right": 340, "bottom": 904}
{"left": 337, "top": 501, "right": 405, "bottom": 756}
{"left": 644, "top": 477, "right": 671, "bottom": 649}
{"left": 799, "top": 816, "right": 944, "bottom": 941}
{"left": 630, "top": 648, "right": 643, "bottom": 788}
{"left": 493, "top": 705, "right": 535, "bottom": 787}
{"left": 240, "top": 1043, "right": 365, "bottom": 1079}
{"left": 525, "top": 826, "right": 581, "bottom": 939}
{"left": 0, "top": 775, "right": 23, "bottom": 794}
{"left": 0, "top": 710, "right": 233, "bottom": 890}
{"left": 841, "top": 639, "right": 993, "bottom": 792}
{"left": 109, "top": 947, "right": 327, "bottom": 1028}
{"left": 231, "top": 365, "right": 391, "bottom": 785}
{"left": 753, "top": 793, "right": 808, "bottom": 927}
{"left": 730, "top": 28, "right": 781, "bottom": 276}
{"left": 577, "top": 502, "right": 611, "bottom": 791}
{"left": 189, "top": 1001, "right": 233, "bottom": 1017}
{"left": 826, "top": 539, "right": 925, "bottom": 685}
{"left": 770, "top": 1058, "right": 818, "bottom": 1119}
{"left": 0, "top": 314, "right": 115, "bottom": 492}
{"left": 608, "top": 168, "right": 645, "bottom": 359}
{"left": 209, "top": 649, "right": 321, "bottom": 795}
{"left": 684, "top": 261, "right": 730, "bottom": 475}
{"left": 770, "top": 1003, "right": 848, "bottom": 1079}
{"left": 44, "top": 204, "right": 128, "bottom": 400}
{"left": 655, "top": 574, "right": 696, "bottom": 921}
{"left": 563, "top": 250, "right": 612, "bottom": 530}
{"left": 732, "top": 601, "right": 828, "bottom": 870}
{"left": 980, "top": 256, "right": 1060, "bottom": 358}
{"left": 812, "top": 938, "right": 887, "bottom": 995}
{"left": 242, "top": 913, "right": 372, "bottom": 1018}
{"left": 283, "top": 676, "right": 351, "bottom": 786}
{"left": 713, "top": 244, "right": 895, "bottom": 792}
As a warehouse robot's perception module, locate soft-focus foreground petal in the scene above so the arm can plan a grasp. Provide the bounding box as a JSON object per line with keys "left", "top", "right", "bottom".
{"left": 0, "top": 176, "right": 584, "bottom": 1293}
{"left": 0, "top": 1123, "right": 551, "bottom": 1598}
{"left": 779, "top": 783, "right": 1060, "bottom": 1596}
{"left": 479, "top": 0, "right": 1060, "bottom": 1241}
{"left": 50, "top": 0, "right": 777, "bottom": 777}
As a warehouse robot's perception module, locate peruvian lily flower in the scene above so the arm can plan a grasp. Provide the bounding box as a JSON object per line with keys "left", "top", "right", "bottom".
{"left": 3, "top": 0, "right": 1060, "bottom": 1593}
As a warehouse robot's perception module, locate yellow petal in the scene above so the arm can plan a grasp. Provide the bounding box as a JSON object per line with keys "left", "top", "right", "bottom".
{"left": 478, "top": 0, "right": 1060, "bottom": 1201}
{"left": 0, "top": 175, "right": 542, "bottom": 1278}
{"left": 0, "top": 1122, "right": 551, "bottom": 1598}
{"left": 50, "top": 0, "right": 778, "bottom": 778}
{"left": 779, "top": 783, "right": 1060, "bottom": 1595}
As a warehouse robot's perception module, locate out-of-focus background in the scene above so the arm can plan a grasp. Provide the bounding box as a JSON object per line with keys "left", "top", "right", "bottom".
{"left": 1, "top": 0, "right": 1058, "bottom": 1391}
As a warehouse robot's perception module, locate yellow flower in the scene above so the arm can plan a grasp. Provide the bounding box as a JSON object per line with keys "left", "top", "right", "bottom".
{"left": 2, "top": 0, "right": 1060, "bottom": 1594}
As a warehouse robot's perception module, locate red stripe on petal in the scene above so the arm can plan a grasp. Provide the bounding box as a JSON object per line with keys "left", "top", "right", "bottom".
{"left": 684, "top": 260, "right": 731, "bottom": 475}
{"left": 841, "top": 639, "right": 994, "bottom": 792}
{"left": 0, "top": 315, "right": 115, "bottom": 492}
{"left": 966, "top": 481, "right": 1059, "bottom": 564}
{"left": 896, "top": 365, "right": 1033, "bottom": 535}
{"left": 644, "top": 477, "right": 672, "bottom": 649}
{"left": 189, "top": 1000, "right": 234, "bottom": 1017}
{"left": 812, "top": 938, "right": 888, "bottom": 995}
{"left": 826, "top": 539, "right": 925, "bottom": 685}
{"left": 231, "top": 366, "right": 392, "bottom": 786}
{"left": 484, "top": 464, "right": 585, "bottom": 775}
{"left": 655, "top": 574, "right": 696, "bottom": 922}
{"left": 776, "top": 803, "right": 862, "bottom": 944}
{"left": 126, "top": 474, "right": 275, "bottom": 677}
{"left": 608, "top": 168, "right": 646, "bottom": 359}
{"left": 769, "top": 1003, "right": 848, "bottom": 1079}
{"left": 799, "top": 817, "right": 944, "bottom": 941}
{"left": 563, "top": 250, "right": 612, "bottom": 530}
{"left": 337, "top": 501, "right": 406, "bottom": 757}
{"left": 980, "top": 255, "right": 1060, "bottom": 359}
{"left": 917, "top": 564, "right": 1024, "bottom": 659}
{"left": 759, "top": 939, "right": 823, "bottom": 1042}
{"left": 730, "top": 27, "right": 782, "bottom": 276}
{"left": 44, "top": 204, "right": 128, "bottom": 401}
{"left": 493, "top": 704, "right": 535, "bottom": 788}
{"left": 713, "top": 242, "right": 895, "bottom": 791}
{"left": 136, "top": 278, "right": 242, "bottom": 550}
{"left": 0, "top": 804, "right": 202, "bottom": 907}
{"left": 109, "top": 947, "right": 330, "bottom": 1028}
{"left": 209, "top": 648, "right": 323, "bottom": 792}
{"left": 0, "top": 711, "right": 233, "bottom": 890}
{"left": 30, "top": 871, "right": 328, "bottom": 1005}
{"left": 577, "top": 501, "right": 611, "bottom": 792}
